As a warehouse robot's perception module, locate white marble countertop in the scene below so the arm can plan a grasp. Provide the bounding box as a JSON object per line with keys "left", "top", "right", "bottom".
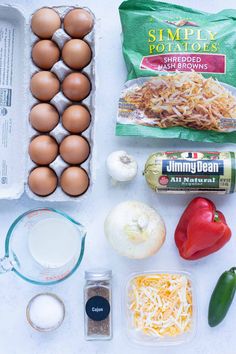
{"left": 0, "top": 0, "right": 236, "bottom": 353}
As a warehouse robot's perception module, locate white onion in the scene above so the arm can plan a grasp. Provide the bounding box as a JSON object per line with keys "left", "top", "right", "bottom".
{"left": 104, "top": 200, "right": 166, "bottom": 259}
{"left": 106, "top": 150, "right": 138, "bottom": 183}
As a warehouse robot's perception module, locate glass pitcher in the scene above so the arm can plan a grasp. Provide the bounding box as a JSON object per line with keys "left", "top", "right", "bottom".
{"left": 0, "top": 208, "right": 86, "bottom": 285}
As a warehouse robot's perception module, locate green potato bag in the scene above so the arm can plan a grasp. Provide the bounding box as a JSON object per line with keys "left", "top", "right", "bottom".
{"left": 117, "top": 0, "right": 236, "bottom": 143}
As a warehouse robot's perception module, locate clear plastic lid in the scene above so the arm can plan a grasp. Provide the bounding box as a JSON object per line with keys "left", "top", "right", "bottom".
{"left": 124, "top": 270, "right": 197, "bottom": 346}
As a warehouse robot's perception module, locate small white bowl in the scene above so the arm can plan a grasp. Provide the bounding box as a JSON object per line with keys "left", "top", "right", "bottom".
{"left": 26, "top": 292, "right": 65, "bottom": 332}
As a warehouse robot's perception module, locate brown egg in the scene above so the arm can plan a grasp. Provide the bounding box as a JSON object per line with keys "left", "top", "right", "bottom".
{"left": 62, "top": 105, "right": 91, "bottom": 133}
{"left": 62, "top": 73, "right": 91, "bottom": 101}
{"left": 30, "top": 71, "right": 60, "bottom": 101}
{"left": 30, "top": 103, "right": 59, "bottom": 132}
{"left": 64, "top": 9, "right": 93, "bottom": 38}
{"left": 59, "top": 135, "right": 90, "bottom": 164}
{"left": 60, "top": 167, "right": 89, "bottom": 196}
{"left": 31, "top": 8, "right": 61, "bottom": 39}
{"left": 32, "top": 40, "right": 60, "bottom": 69}
{"left": 28, "top": 167, "right": 58, "bottom": 196}
{"left": 62, "top": 39, "right": 92, "bottom": 70}
{"left": 29, "top": 135, "right": 58, "bottom": 165}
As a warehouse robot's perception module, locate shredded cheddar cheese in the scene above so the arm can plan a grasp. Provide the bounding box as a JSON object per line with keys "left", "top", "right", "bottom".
{"left": 128, "top": 273, "right": 193, "bottom": 337}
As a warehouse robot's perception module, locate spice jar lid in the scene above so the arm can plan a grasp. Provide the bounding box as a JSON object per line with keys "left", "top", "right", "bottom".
{"left": 85, "top": 269, "right": 112, "bottom": 281}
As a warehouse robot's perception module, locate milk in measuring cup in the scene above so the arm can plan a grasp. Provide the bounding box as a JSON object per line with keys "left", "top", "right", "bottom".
{"left": 28, "top": 218, "right": 80, "bottom": 268}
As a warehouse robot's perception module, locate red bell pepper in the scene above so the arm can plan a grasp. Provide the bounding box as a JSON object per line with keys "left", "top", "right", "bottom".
{"left": 175, "top": 197, "right": 231, "bottom": 260}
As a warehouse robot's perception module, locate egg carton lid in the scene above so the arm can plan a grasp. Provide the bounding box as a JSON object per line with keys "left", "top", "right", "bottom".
{"left": 0, "top": 5, "right": 27, "bottom": 199}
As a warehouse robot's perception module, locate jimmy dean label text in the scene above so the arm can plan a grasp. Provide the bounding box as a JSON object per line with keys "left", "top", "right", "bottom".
{"left": 144, "top": 151, "right": 235, "bottom": 194}
{"left": 162, "top": 159, "right": 224, "bottom": 175}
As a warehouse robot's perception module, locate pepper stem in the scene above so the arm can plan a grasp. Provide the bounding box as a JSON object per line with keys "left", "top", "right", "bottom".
{"left": 214, "top": 211, "right": 220, "bottom": 222}
{"left": 229, "top": 267, "right": 236, "bottom": 273}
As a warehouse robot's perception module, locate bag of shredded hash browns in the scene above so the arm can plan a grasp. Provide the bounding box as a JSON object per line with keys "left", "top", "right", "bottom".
{"left": 117, "top": 0, "right": 236, "bottom": 143}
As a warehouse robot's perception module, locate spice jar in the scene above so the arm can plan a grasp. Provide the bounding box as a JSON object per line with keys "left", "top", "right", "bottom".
{"left": 84, "top": 269, "right": 112, "bottom": 340}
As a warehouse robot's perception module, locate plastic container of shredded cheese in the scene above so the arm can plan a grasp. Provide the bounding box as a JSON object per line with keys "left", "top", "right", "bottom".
{"left": 125, "top": 271, "right": 197, "bottom": 346}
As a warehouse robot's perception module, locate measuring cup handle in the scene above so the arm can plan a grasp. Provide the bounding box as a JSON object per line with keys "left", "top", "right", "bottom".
{"left": 79, "top": 225, "right": 87, "bottom": 238}
{"left": 0, "top": 257, "right": 13, "bottom": 274}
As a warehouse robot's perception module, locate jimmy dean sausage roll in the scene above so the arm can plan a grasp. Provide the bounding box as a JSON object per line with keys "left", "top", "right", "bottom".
{"left": 144, "top": 151, "right": 236, "bottom": 194}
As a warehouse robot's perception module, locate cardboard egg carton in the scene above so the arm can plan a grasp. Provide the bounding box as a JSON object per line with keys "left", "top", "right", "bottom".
{"left": 0, "top": 4, "right": 95, "bottom": 201}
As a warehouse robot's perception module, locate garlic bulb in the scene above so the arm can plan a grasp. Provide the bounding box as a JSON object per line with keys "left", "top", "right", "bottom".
{"left": 104, "top": 200, "right": 166, "bottom": 259}
{"left": 106, "top": 150, "right": 138, "bottom": 182}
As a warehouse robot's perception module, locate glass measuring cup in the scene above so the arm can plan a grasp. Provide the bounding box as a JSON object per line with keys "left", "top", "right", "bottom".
{"left": 0, "top": 208, "right": 86, "bottom": 285}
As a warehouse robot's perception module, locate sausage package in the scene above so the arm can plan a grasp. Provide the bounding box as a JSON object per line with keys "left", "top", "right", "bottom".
{"left": 117, "top": 0, "right": 236, "bottom": 143}
{"left": 144, "top": 151, "right": 236, "bottom": 194}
